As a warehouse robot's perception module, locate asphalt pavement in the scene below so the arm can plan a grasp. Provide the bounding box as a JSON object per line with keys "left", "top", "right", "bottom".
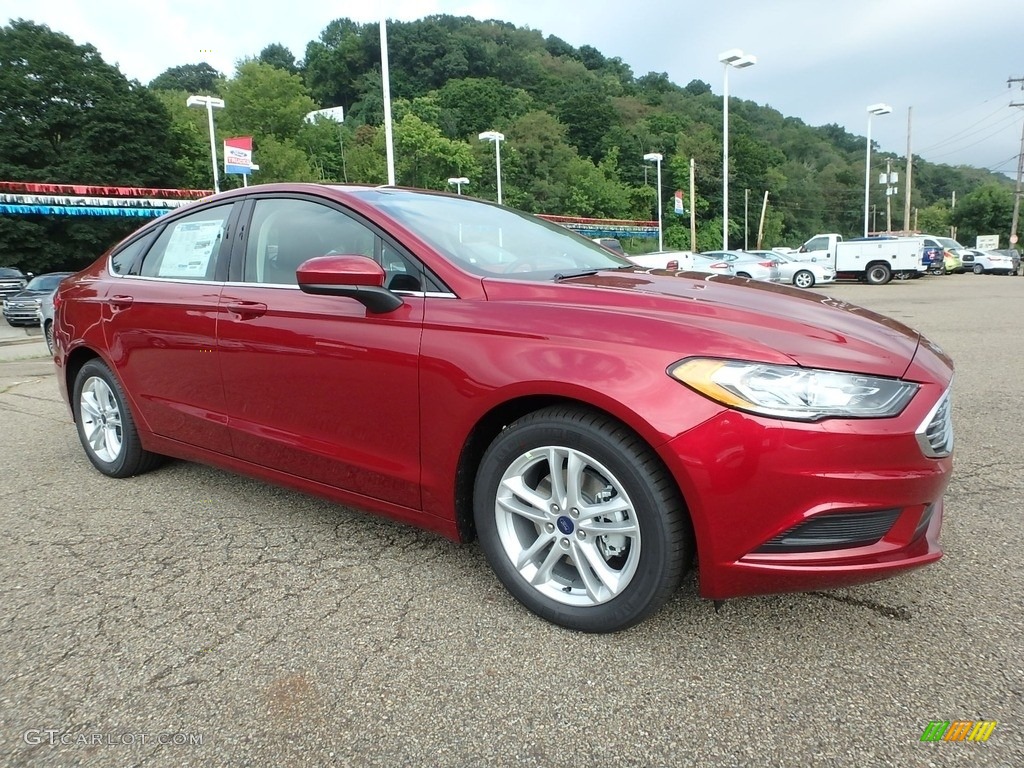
{"left": 0, "top": 275, "right": 1021, "bottom": 767}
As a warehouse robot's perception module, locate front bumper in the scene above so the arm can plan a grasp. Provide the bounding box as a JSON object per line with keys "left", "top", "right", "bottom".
{"left": 659, "top": 380, "right": 952, "bottom": 600}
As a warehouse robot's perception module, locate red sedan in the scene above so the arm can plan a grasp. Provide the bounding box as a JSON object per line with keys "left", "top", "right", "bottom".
{"left": 53, "top": 184, "right": 954, "bottom": 632}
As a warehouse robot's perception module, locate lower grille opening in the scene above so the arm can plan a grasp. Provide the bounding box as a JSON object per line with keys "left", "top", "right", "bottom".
{"left": 911, "top": 504, "right": 934, "bottom": 542}
{"left": 756, "top": 508, "right": 901, "bottom": 553}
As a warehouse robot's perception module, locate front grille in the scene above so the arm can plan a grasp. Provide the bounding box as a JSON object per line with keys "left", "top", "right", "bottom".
{"left": 916, "top": 388, "right": 953, "bottom": 458}
{"left": 756, "top": 508, "right": 901, "bottom": 553}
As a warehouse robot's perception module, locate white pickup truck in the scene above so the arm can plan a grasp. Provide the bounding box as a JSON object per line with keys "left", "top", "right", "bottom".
{"left": 798, "top": 234, "right": 924, "bottom": 285}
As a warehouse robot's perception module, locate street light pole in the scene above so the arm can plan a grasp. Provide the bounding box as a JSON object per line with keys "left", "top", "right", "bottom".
{"left": 187, "top": 95, "right": 225, "bottom": 194}
{"left": 479, "top": 131, "right": 505, "bottom": 204}
{"left": 718, "top": 49, "right": 757, "bottom": 250}
{"left": 447, "top": 177, "right": 469, "bottom": 195}
{"left": 643, "top": 152, "right": 664, "bottom": 251}
{"left": 864, "top": 103, "right": 892, "bottom": 237}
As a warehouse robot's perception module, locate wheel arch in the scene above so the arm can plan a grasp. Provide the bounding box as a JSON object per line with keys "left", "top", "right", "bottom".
{"left": 452, "top": 395, "right": 694, "bottom": 550}
{"left": 64, "top": 345, "right": 103, "bottom": 422}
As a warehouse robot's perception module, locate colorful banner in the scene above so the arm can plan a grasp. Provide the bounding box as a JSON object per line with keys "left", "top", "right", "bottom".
{"left": 0, "top": 204, "right": 168, "bottom": 218}
{"left": 0, "top": 181, "right": 211, "bottom": 198}
{"left": 674, "top": 190, "right": 685, "bottom": 214}
{"left": 224, "top": 137, "right": 253, "bottom": 175}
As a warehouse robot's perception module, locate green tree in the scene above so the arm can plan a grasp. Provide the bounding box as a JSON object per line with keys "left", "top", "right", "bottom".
{"left": 393, "top": 114, "right": 479, "bottom": 189}
{"left": 0, "top": 20, "right": 183, "bottom": 271}
{"left": 917, "top": 202, "right": 951, "bottom": 236}
{"left": 950, "top": 184, "right": 1013, "bottom": 245}
{"left": 258, "top": 43, "right": 298, "bottom": 74}
{"left": 219, "top": 61, "right": 317, "bottom": 140}
{"left": 149, "top": 62, "right": 222, "bottom": 93}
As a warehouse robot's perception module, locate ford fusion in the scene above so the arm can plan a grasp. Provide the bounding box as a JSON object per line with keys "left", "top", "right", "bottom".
{"left": 53, "top": 184, "right": 954, "bottom": 632}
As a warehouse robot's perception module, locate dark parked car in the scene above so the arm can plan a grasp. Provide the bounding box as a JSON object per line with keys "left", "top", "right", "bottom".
{"left": 0, "top": 267, "right": 29, "bottom": 302}
{"left": 53, "top": 184, "right": 954, "bottom": 632}
{"left": 992, "top": 248, "right": 1021, "bottom": 275}
{"left": 3, "top": 272, "right": 72, "bottom": 327}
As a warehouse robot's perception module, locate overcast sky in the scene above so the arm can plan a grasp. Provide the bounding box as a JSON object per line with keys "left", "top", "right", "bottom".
{"left": 5, "top": 0, "right": 1023, "bottom": 178}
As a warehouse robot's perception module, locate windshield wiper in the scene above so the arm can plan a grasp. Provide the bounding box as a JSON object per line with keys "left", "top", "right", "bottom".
{"left": 553, "top": 265, "right": 633, "bottom": 281}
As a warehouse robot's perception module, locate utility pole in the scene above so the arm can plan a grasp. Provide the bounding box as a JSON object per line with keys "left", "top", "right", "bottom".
{"left": 744, "top": 188, "right": 750, "bottom": 250}
{"left": 885, "top": 159, "right": 893, "bottom": 233}
{"left": 756, "top": 191, "right": 769, "bottom": 249}
{"left": 1009, "top": 76, "right": 1024, "bottom": 250}
{"left": 950, "top": 191, "right": 957, "bottom": 239}
{"left": 903, "top": 107, "right": 913, "bottom": 235}
{"left": 689, "top": 157, "right": 697, "bottom": 252}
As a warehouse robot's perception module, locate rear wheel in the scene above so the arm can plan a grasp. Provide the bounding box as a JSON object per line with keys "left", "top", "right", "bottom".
{"left": 793, "top": 270, "right": 815, "bottom": 289}
{"left": 73, "top": 359, "right": 162, "bottom": 478}
{"left": 43, "top": 321, "right": 53, "bottom": 355}
{"left": 865, "top": 263, "right": 892, "bottom": 285}
{"left": 474, "top": 406, "right": 692, "bottom": 633}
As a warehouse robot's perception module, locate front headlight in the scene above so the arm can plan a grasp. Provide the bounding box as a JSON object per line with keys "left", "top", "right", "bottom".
{"left": 669, "top": 358, "right": 918, "bottom": 421}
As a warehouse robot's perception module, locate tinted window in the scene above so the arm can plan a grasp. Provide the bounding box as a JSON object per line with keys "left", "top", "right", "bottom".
{"left": 111, "top": 233, "right": 156, "bottom": 275}
{"left": 804, "top": 237, "right": 829, "bottom": 252}
{"left": 139, "top": 205, "right": 232, "bottom": 281}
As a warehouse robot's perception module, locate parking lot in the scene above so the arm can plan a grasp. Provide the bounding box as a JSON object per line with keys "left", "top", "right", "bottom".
{"left": 1, "top": 274, "right": 1021, "bottom": 767}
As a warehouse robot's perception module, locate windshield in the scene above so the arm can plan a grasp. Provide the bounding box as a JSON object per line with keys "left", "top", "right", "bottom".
{"left": 352, "top": 189, "right": 634, "bottom": 280}
{"left": 24, "top": 274, "right": 65, "bottom": 291}
{"left": 936, "top": 237, "right": 963, "bottom": 250}
{"left": 0, "top": 268, "right": 24, "bottom": 279}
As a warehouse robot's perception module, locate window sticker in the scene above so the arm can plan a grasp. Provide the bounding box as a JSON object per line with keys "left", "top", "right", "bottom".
{"left": 158, "top": 220, "right": 224, "bottom": 278}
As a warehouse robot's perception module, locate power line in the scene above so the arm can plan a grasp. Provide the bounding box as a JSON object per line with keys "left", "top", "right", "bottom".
{"left": 917, "top": 108, "right": 1019, "bottom": 157}
{"left": 916, "top": 97, "right": 1017, "bottom": 154}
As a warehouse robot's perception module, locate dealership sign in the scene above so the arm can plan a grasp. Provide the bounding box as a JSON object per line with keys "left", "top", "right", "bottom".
{"left": 224, "top": 137, "right": 253, "bottom": 175}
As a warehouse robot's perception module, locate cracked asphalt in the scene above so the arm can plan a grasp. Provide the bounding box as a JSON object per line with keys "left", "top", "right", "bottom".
{"left": 1, "top": 275, "right": 1022, "bottom": 767}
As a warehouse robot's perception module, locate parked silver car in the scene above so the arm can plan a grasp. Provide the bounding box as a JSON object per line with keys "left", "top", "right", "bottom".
{"left": 701, "top": 251, "right": 782, "bottom": 282}
{"left": 38, "top": 289, "right": 56, "bottom": 354}
{"left": 761, "top": 252, "right": 836, "bottom": 288}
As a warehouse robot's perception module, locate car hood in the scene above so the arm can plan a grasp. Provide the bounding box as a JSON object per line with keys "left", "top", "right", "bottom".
{"left": 6, "top": 289, "right": 49, "bottom": 301}
{"left": 482, "top": 270, "right": 923, "bottom": 378}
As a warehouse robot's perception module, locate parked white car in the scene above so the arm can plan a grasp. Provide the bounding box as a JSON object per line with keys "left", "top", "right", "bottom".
{"left": 770, "top": 252, "right": 836, "bottom": 288}
{"left": 626, "top": 251, "right": 738, "bottom": 278}
{"left": 960, "top": 248, "right": 1015, "bottom": 276}
{"left": 625, "top": 251, "right": 695, "bottom": 270}
{"left": 701, "top": 251, "right": 782, "bottom": 283}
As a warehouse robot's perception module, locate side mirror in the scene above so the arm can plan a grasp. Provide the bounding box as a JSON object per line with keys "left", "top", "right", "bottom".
{"left": 297, "top": 255, "right": 403, "bottom": 313}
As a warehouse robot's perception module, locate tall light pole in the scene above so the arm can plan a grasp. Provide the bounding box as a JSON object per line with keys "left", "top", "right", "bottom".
{"left": 864, "top": 103, "right": 892, "bottom": 237}
{"left": 643, "top": 152, "right": 664, "bottom": 251}
{"left": 718, "top": 49, "right": 757, "bottom": 250}
{"left": 447, "top": 177, "right": 469, "bottom": 195}
{"left": 479, "top": 131, "right": 505, "bottom": 204}
{"left": 187, "top": 95, "right": 225, "bottom": 194}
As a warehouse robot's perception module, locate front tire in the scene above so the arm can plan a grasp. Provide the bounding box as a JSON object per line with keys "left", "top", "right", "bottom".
{"left": 474, "top": 406, "right": 692, "bottom": 633}
{"left": 43, "top": 321, "right": 53, "bottom": 355}
{"left": 973, "top": 264, "right": 984, "bottom": 275}
{"left": 793, "top": 270, "right": 815, "bottom": 289}
{"left": 73, "top": 359, "right": 162, "bottom": 478}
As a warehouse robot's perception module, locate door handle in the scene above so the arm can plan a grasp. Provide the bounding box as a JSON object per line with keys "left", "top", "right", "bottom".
{"left": 225, "top": 301, "right": 267, "bottom": 319}
{"left": 107, "top": 295, "right": 134, "bottom": 309}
